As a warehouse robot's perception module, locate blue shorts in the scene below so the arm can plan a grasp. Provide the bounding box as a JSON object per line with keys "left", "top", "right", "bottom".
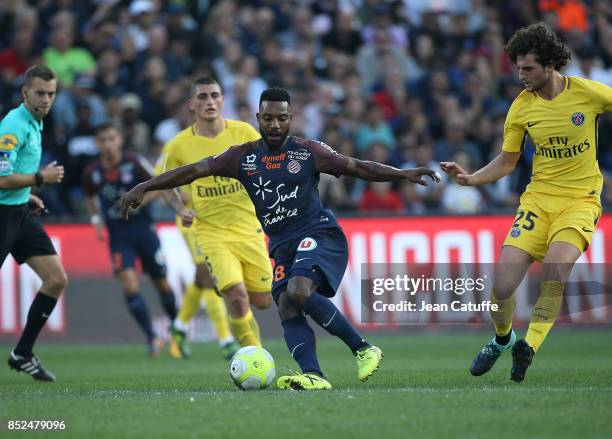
{"left": 108, "top": 223, "right": 166, "bottom": 278}
{"left": 271, "top": 227, "right": 348, "bottom": 302}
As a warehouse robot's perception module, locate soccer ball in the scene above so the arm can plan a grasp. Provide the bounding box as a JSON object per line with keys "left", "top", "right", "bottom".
{"left": 229, "top": 346, "right": 276, "bottom": 390}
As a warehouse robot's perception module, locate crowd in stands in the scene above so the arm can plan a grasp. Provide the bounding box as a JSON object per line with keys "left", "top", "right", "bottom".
{"left": 0, "top": 0, "right": 611, "bottom": 221}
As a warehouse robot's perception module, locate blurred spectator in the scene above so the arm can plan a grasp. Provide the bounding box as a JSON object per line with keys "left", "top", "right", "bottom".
{"left": 114, "top": 93, "right": 151, "bottom": 157}
{"left": 355, "top": 105, "right": 396, "bottom": 152}
{"left": 127, "top": 0, "right": 157, "bottom": 52}
{"left": 359, "top": 181, "right": 404, "bottom": 212}
{"left": 566, "top": 45, "right": 612, "bottom": 85}
{"left": 0, "top": 29, "right": 36, "bottom": 81}
{"left": 432, "top": 114, "right": 482, "bottom": 165}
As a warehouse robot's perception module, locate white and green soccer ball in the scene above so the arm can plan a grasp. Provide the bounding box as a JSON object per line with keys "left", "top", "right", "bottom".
{"left": 229, "top": 346, "right": 276, "bottom": 390}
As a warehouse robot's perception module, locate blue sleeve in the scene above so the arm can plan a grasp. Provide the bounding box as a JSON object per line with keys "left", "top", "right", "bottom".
{"left": 0, "top": 115, "right": 26, "bottom": 176}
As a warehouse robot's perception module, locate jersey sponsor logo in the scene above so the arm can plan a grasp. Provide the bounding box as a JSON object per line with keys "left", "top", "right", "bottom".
{"left": 261, "top": 183, "right": 300, "bottom": 226}
{"left": 297, "top": 237, "right": 317, "bottom": 251}
{"left": 252, "top": 176, "right": 273, "bottom": 200}
{"left": 287, "top": 149, "right": 311, "bottom": 161}
{"left": 262, "top": 153, "right": 286, "bottom": 170}
{"left": 535, "top": 138, "right": 591, "bottom": 159}
{"left": 510, "top": 228, "right": 521, "bottom": 238}
{"left": 247, "top": 170, "right": 260, "bottom": 176}
{"left": 196, "top": 180, "right": 244, "bottom": 198}
{"left": 242, "top": 154, "right": 258, "bottom": 171}
{"left": 571, "top": 112, "right": 585, "bottom": 126}
{"left": 0, "top": 134, "right": 18, "bottom": 150}
{"left": 287, "top": 160, "right": 301, "bottom": 174}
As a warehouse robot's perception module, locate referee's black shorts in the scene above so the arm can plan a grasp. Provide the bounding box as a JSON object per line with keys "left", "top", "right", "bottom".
{"left": 0, "top": 203, "right": 57, "bottom": 266}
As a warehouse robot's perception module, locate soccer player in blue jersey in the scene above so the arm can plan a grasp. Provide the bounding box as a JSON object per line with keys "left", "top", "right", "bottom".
{"left": 2, "top": 66, "right": 66, "bottom": 381}
{"left": 83, "top": 122, "right": 185, "bottom": 356}
{"left": 121, "top": 88, "right": 439, "bottom": 389}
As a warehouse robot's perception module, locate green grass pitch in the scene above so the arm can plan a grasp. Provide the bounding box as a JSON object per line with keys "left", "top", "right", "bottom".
{"left": 1, "top": 330, "right": 611, "bottom": 439}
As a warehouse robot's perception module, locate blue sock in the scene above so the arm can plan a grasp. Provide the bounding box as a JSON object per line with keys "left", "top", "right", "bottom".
{"left": 281, "top": 315, "right": 322, "bottom": 376}
{"left": 125, "top": 294, "right": 155, "bottom": 341}
{"left": 303, "top": 293, "right": 369, "bottom": 354}
{"left": 159, "top": 291, "right": 177, "bottom": 320}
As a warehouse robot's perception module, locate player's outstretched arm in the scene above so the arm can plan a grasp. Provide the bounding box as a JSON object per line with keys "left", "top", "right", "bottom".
{"left": 121, "top": 158, "right": 211, "bottom": 219}
{"left": 440, "top": 150, "right": 520, "bottom": 186}
{"left": 343, "top": 157, "right": 440, "bottom": 185}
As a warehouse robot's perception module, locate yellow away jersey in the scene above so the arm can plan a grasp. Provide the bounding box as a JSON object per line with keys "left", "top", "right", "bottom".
{"left": 161, "top": 120, "right": 262, "bottom": 240}
{"left": 502, "top": 76, "right": 612, "bottom": 198}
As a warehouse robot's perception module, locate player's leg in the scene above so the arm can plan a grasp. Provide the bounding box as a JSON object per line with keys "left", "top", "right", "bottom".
{"left": 137, "top": 230, "right": 177, "bottom": 322}
{"left": 275, "top": 280, "right": 330, "bottom": 390}
{"left": 470, "top": 245, "right": 532, "bottom": 376}
{"left": 9, "top": 254, "right": 66, "bottom": 381}
{"left": 224, "top": 282, "right": 261, "bottom": 347}
{"left": 7, "top": 210, "right": 65, "bottom": 381}
{"left": 238, "top": 237, "right": 274, "bottom": 350}
{"left": 116, "top": 268, "right": 161, "bottom": 356}
{"left": 512, "top": 234, "right": 583, "bottom": 382}
{"left": 175, "top": 229, "right": 235, "bottom": 353}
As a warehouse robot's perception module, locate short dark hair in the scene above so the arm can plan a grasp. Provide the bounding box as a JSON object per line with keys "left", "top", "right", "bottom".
{"left": 24, "top": 65, "right": 56, "bottom": 87}
{"left": 94, "top": 121, "right": 119, "bottom": 135}
{"left": 259, "top": 87, "right": 291, "bottom": 105}
{"left": 188, "top": 76, "right": 221, "bottom": 97}
{"left": 504, "top": 23, "right": 571, "bottom": 70}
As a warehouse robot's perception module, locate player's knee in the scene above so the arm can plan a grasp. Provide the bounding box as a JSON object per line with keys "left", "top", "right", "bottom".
{"left": 225, "top": 285, "right": 249, "bottom": 316}
{"left": 285, "top": 278, "right": 312, "bottom": 306}
{"left": 250, "top": 293, "right": 272, "bottom": 310}
{"left": 44, "top": 270, "right": 68, "bottom": 294}
{"left": 492, "top": 277, "right": 516, "bottom": 300}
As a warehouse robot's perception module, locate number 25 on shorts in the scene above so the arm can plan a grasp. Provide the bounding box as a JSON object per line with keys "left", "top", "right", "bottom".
{"left": 513, "top": 210, "right": 538, "bottom": 231}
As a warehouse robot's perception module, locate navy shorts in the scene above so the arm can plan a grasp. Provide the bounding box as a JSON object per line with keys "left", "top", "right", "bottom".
{"left": 108, "top": 223, "right": 166, "bottom": 278}
{"left": 271, "top": 227, "right": 349, "bottom": 303}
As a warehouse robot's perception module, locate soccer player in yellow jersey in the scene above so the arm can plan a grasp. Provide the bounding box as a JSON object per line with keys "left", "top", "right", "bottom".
{"left": 161, "top": 77, "right": 273, "bottom": 356}
{"left": 442, "top": 24, "right": 611, "bottom": 382}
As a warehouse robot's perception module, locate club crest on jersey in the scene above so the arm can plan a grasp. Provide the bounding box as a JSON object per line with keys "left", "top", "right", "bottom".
{"left": 287, "top": 160, "right": 301, "bottom": 174}
{"left": 297, "top": 237, "right": 317, "bottom": 251}
{"left": 510, "top": 228, "right": 521, "bottom": 238}
{"left": 571, "top": 112, "right": 585, "bottom": 126}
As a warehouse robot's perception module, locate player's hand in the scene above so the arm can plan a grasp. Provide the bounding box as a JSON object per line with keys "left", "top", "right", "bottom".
{"left": 121, "top": 186, "right": 145, "bottom": 219}
{"left": 40, "top": 161, "right": 64, "bottom": 184}
{"left": 28, "top": 194, "right": 45, "bottom": 215}
{"left": 402, "top": 167, "right": 441, "bottom": 186}
{"left": 180, "top": 209, "right": 195, "bottom": 228}
{"left": 440, "top": 162, "right": 472, "bottom": 186}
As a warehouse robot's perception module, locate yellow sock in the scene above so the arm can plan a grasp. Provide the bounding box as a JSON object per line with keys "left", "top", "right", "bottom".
{"left": 202, "top": 287, "right": 232, "bottom": 341}
{"left": 177, "top": 283, "right": 204, "bottom": 326}
{"left": 525, "top": 281, "right": 563, "bottom": 352}
{"left": 248, "top": 312, "right": 261, "bottom": 346}
{"left": 229, "top": 309, "right": 260, "bottom": 347}
{"left": 490, "top": 292, "right": 515, "bottom": 337}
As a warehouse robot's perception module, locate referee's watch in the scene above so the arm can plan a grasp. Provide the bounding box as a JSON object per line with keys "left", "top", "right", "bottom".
{"left": 34, "top": 172, "right": 44, "bottom": 187}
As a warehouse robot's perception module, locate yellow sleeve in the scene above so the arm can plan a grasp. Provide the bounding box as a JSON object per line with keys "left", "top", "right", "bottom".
{"left": 586, "top": 79, "right": 612, "bottom": 113}
{"left": 154, "top": 144, "right": 168, "bottom": 176}
{"left": 501, "top": 98, "right": 527, "bottom": 153}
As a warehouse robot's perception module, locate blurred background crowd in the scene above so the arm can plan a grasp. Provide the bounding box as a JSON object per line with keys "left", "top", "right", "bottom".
{"left": 0, "top": 0, "right": 611, "bottom": 221}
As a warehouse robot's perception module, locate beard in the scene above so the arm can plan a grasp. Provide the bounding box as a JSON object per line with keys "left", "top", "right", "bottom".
{"left": 260, "top": 128, "right": 289, "bottom": 149}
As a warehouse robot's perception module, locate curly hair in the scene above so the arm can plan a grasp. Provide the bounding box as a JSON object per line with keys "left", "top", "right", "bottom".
{"left": 504, "top": 23, "right": 571, "bottom": 71}
{"left": 259, "top": 87, "right": 291, "bottom": 105}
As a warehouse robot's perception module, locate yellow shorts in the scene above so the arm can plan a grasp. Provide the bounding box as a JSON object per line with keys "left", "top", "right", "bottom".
{"left": 503, "top": 191, "right": 601, "bottom": 261}
{"left": 196, "top": 233, "right": 272, "bottom": 294}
